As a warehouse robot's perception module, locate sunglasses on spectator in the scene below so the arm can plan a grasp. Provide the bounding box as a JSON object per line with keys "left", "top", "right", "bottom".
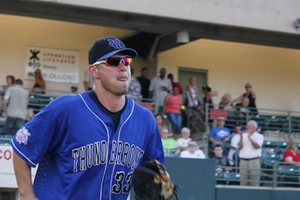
{"left": 93, "top": 56, "right": 132, "bottom": 66}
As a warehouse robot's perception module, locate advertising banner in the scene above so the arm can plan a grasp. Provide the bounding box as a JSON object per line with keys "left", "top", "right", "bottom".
{"left": 25, "top": 46, "right": 79, "bottom": 84}
{"left": 0, "top": 144, "right": 36, "bottom": 188}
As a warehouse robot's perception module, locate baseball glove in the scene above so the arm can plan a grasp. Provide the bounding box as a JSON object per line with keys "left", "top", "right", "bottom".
{"left": 132, "top": 159, "right": 179, "bottom": 200}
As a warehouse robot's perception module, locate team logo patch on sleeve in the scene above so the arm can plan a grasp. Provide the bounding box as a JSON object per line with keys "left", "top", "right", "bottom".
{"left": 16, "top": 127, "right": 31, "bottom": 145}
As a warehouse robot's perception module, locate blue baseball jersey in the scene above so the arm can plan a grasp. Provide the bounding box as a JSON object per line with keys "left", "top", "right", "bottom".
{"left": 11, "top": 92, "right": 164, "bottom": 200}
{"left": 209, "top": 127, "right": 231, "bottom": 141}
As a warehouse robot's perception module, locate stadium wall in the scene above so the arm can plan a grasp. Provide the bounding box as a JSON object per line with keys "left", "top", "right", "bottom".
{"left": 42, "top": 0, "right": 300, "bottom": 35}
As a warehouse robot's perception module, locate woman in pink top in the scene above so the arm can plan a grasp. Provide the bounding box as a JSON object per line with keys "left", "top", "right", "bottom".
{"left": 163, "top": 85, "right": 182, "bottom": 139}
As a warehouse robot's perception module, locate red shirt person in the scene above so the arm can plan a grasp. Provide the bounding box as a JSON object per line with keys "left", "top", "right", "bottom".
{"left": 283, "top": 139, "right": 300, "bottom": 166}
{"left": 167, "top": 73, "right": 183, "bottom": 94}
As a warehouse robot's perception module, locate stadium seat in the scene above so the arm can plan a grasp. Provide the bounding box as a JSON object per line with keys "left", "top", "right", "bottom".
{"left": 223, "top": 172, "right": 240, "bottom": 185}
{"left": 263, "top": 140, "right": 277, "bottom": 148}
{"left": 261, "top": 148, "right": 281, "bottom": 168}
{"left": 277, "top": 165, "right": 300, "bottom": 187}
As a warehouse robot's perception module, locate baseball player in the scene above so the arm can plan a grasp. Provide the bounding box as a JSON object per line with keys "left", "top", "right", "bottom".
{"left": 11, "top": 36, "right": 164, "bottom": 200}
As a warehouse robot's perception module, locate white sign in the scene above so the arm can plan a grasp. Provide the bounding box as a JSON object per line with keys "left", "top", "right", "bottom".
{"left": 0, "top": 144, "right": 37, "bottom": 188}
{"left": 25, "top": 46, "right": 80, "bottom": 84}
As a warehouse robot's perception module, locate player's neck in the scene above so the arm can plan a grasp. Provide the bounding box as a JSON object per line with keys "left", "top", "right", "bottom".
{"left": 93, "top": 88, "right": 126, "bottom": 112}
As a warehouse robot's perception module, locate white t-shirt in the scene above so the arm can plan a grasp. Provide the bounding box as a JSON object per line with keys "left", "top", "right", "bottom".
{"left": 239, "top": 131, "right": 264, "bottom": 159}
{"left": 228, "top": 134, "right": 241, "bottom": 165}
{"left": 149, "top": 77, "right": 172, "bottom": 106}
{"left": 176, "top": 138, "right": 192, "bottom": 148}
{"left": 180, "top": 149, "right": 206, "bottom": 159}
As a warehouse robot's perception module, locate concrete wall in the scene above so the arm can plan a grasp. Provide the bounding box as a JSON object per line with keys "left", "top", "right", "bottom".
{"left": 157, "top": 39, "right": 300, "bottom": 112}
{"left": 46, "top": 0, "right": 300, "bottom": 34}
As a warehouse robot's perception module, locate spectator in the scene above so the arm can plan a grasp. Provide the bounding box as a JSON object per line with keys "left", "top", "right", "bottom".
{"left": 31, "top": 68, "right": 45, "bottom": 94}
{"left": 211, "top": 144, "right": 232, "bottom": 173}
{"left": 219, "top": 93, "right": 235, "bottom": 129}
{"left": 160, "top": 128, "right": 177, "bottom": 155}
{"left": 176, "top": 127, "right": 192, "bottom": 149}
{"left": 180, "top": 141, "right": 206, "bottom": 159}
{"left": 227, "top": 123, "right": 245, "bottom": 166}
{"left": 5, "top": 75, "right": 15, "bottom": 87}
{"left": 136, "top": 67, "right": 150, "bottom": 101}
{"left": 202, "top": 85, "right": 213, "bottom": 111}
{"left": 1, "top": 75, "right": 16, "bottom": 96}
{"left": 219, "top": 93, "right": 234, "bottom": 112}
{"left": 209, "top": 117, "right": 231, "bottom": 149}
{"left": 2, "top": 79, "right": 29, "bottom": 134}
{"left": 238, "top": 120, "right": 264, "bottom": 186}
{"left": 167, "top": 73, "right": 183, "bottom": 94}
{"left": 83, "top": 69, "right": 93, "bottom": 91}
{"left": 283, "top": 138, "right": 300, "bottom": 166}
{"left": 186, "top": 76, "right": 202, "bottom": 114}
{"left": 127, "top": 68, "right": 142, "bottom": 102}
{"left": 231, "top": 83, "right": 258, "bottom": 115}
{"left": 163, "top": 85, "right": 182, "bottom": 139}
{"left": 234, "top": 97, "right": 255, "bottom": 125}
{"left": 202, "top": 85, "right": 214, "bottom": 126}
{"left": 149, "top": 67, "right": 172, "bottom": 113}
{"left": 155, "top": 113, "right": 168, "bottom": 134}
{"left": 185, "top": 76, "right": 203, "bottom": 133}
{"left": 70, "top": 86, "right": 78, "bottom": 94}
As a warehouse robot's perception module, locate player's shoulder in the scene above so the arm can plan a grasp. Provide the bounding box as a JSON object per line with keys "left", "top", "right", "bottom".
{"left": 133, "top": 102, "right": 156, "bottom": 117}
{"left": 48, "top": 93, "right": 81, "bottom": 109}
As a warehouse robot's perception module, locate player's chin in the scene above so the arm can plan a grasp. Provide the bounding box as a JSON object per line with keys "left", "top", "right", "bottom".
{"left": 114, "top": 87, "right": 129, "bottom": 96}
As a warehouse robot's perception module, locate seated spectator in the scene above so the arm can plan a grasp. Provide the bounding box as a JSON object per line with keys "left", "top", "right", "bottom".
{"left": 231, "top": 83, "right": 258, "bottom": 115}
{"left": 175, "top": 127, "right": 192, "bottom": 154}
{"left": 219, "top": 93, "right": 232, "bottom": 110}
{"left": 180, "top": 141, "right": 206, "bottom": 159}
{"left": 155, "top": 113, "right": 168, "bottom": 133}
{"left": 209, "top": 117, "right": 231, "bottom": 149}
{"left": 210, "top": 144, "right": 232, "bottom": 173}
{"left": 228, "top": 123, "right": 245, "bottom": 166}
{"left": 160, "top": 128, "right": 177, "bottom": 155}
{"left": 176, "top": 127, "right": 192, "bottom": 149}
{"left": 127, "top": 68, "right": 142, "bottom": 102}
{"left": 31, "top": 68, "right": 46, "bottom": 94}
{"left": 283, "top": 138, "right": 300, "bottom": 166}
{"left": 234, "top": 97, "right": 255, "bottom": 125}
{"left": 163, "top": 85, "right": 182, "bottom": 139}
{"left": 219, "top": 93, "right": 235, "bottom": 129}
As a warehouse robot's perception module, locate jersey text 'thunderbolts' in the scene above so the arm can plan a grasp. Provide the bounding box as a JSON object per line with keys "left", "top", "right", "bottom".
{"left": 72, "top": 140, "right": 144, "bottom": 172}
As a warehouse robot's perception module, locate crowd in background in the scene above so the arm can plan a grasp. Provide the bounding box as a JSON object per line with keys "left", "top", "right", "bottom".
{"left": 1, "top": 66, "right": 300, "bottom": 187}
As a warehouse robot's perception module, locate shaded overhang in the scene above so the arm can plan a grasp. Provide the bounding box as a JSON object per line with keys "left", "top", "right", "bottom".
{"left": 1, "top": 0, "right": 300, "bottom": 59}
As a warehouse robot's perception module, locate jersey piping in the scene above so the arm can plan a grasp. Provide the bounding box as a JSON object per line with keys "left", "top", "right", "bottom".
{"left": 109, "top": 98, "right": 135, "bottom": 199}
{"left": 79, "top": 93, "right": 110, "bottom": 200}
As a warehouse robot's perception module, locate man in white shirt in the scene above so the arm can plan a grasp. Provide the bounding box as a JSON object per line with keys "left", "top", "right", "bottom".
{"left": 2, "top": 79, "right": 29, "bottom": 134}
{"left": 148, "top": 68, "right": 172, "bottom": 113}
{"left": 180, "top": 141, "right": 206, "bottom": 159}
{"left": 176, "top": 127, "right": 192, "bottom": 148}
{"left": 238, "top": 120, "right": 264, "bottom": 186}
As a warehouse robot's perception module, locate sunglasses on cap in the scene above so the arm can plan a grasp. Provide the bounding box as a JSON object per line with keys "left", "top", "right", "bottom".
{"left": 93, "top": 56, "right": 132, "bottom": 66}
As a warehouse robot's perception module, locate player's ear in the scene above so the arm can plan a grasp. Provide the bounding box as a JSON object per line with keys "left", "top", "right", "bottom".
{"left": 88, "top": 65, "right": 100, "bottom": 79}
